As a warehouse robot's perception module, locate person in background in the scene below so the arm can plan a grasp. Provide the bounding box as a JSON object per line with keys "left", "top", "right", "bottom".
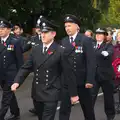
{"left": 23, "top": 17, "right": 42, "bottom": 53}
{"left": 113, "top": 30, "right": 120, "bottom": 60}
{"left": 12, "top": 23, "right": 27, "bottom": 52}
{"left": 84, "top": 29, "right": 93, "bottom": 38}
{"left": 112, "top": 30, "right": 120, "bottom": 88}
{"left": 106, "top": 30, "right": 113, "bottom": 44}
{"left": 92, "top": 28, "right": 115, "bottom": 120}
{"left": 27, "top": 17, "right": 42, "bottom": 115}
{"left": 13, "top": 23, "right": 23, "bottom": 36}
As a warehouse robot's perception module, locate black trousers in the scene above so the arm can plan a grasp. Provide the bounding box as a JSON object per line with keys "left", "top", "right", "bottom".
{"left": 33, "top": 100, "right": 58, "bottom": 120}
{"left": 59, "top": 86, "right": 95, "bottom": 120}
{"left": 91, "top": 80, "right": 115, "bottom": 119}
{"left": 0, "top": 83, "right": 19, "bottom": 120}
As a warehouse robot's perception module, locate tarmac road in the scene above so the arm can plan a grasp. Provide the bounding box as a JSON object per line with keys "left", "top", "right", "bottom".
{"left": 0, "top": 73, "right": 120, "bottom": 120}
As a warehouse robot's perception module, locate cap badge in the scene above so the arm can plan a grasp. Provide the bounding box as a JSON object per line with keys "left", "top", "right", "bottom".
{"left": 0, "top": 21, "right": 3, "bottom": 24}
{"left": 67, "top": 17, "right": 70, "bottom": 20}
{"left": 42, "top": 23, "right": 46, "bottom": 27}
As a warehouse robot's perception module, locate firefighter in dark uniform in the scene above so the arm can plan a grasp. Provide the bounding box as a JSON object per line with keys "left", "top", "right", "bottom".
{"left": 11, "top": 17, "right": 74, "bottom": 120}
{"left": 28, "top": 18, "right": 42, "bottom": 114}
{"left": 0, "top": 43, "right": 6, "bottom": 85}
{"left": 0, "top": 18, "right": 24, "bottom": 120}
{"left": 23, "top": 17, "right": 42, "bottom": 53}
{"left": 92, "top": 28, "right": 115, "bottom": 120}
{"left": 59, "top": 14, "right": 96, "bottom": 120}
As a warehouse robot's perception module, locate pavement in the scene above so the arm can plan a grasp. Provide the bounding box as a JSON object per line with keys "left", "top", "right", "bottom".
{"left": 0, "top": 73, "right": 120, "bottom": 120}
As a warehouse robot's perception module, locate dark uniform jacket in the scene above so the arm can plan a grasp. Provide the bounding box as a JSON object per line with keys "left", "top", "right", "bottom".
{"left": 93, "top": 41, "right": 115, "bottom": 81}
{"left": 61, "top": 33, "right": 96, "bottom": 96}
{"left": 23, "top": 34, "right": 42, "bottom": 52}
{"left": 0, "top": 44, "right": 6, "bottom": 84}
{"left": 0, "top": 35, "right": 24, "bottom": 85}
{"left": 14, "top": 42, "right": 74, "bottom": 102}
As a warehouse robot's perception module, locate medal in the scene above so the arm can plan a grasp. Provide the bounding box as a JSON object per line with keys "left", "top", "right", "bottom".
{"left": 80, "top": 47, "right": 83, "bottom": 53}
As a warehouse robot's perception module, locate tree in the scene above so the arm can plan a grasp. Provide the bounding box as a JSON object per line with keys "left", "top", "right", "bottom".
{"left": 0, "top": 0, "right": 101, "bottom": 34}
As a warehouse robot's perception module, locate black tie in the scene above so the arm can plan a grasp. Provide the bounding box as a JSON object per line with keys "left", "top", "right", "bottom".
{"left": 70, "top": 37, "right": 74, "bottom": 43}
{"left": 97, "top": 44, "right": 100, "bottom": 49}
{"left": 43, "top": 46, "right": 47, "bottom": 54}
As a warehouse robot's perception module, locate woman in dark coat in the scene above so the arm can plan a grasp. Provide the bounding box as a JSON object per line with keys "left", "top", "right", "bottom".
{"left": 112, "top": 30, "right": 120, "bottom": 85}
{"left": 92, "top": 28, "right": 115, "bottom": 120}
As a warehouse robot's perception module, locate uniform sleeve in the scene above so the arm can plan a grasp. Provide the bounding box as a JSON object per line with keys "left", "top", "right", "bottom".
{"left": 106, "top": 43, "right": 114, "bottom": 56}
{"left": 61, "top": 48, "right": 78, "bottom": 97}
{"left": 83, "top": 38, "right": 96, "bottom": 84}
{"left": 23, "top": 41, "right": 32, "bottom": 53}
{"left": 14, "top": 52, "right": 33, "bottom": 85}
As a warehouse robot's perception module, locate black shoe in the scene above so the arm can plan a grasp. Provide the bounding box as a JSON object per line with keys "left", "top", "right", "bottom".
{"left": 29, "top": 108, "right": 37, "bottom": 114}
{"left": 5, "top": 114, "right": 20, "bottom": 120}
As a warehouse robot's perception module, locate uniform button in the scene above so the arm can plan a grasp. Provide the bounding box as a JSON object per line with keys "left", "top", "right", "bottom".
{"left": 74, "top": 66, "right": 76, "bottom": 68}
{"left": 46, "top": 75, "right": 48, "bottom": 77}
{"left": 31, "top": 42, "right": 35, "bottom": 45}
{"left": 36, "top": 78, "right": 38, "bottom": 80}
{"left": 46, "top": 70, "right": 49, "bottom": 73}
{"left": 46, "top": 83, "right": 48, "bottom": 86}
{"left": 4, "top": 56, "right": 6, "bottom": 58}
{"left": 74, "top": 58, "right": 76, "bottom": 60}
{"left": 36, "top": 69, "right": 39, "bottom": 72}
{"left": 74, "top": 62, "right": 76, "bottom": 64}
{"left": 46, "top": 79, "right": 48, "bottom": 81}
{"left": 36, "top": 82, "right": 38, "bottom": 84}
{"left": 36, "top": 74, "right": 38, "bottom": 76}
{"left": 4, "top": 59, "right": 5, "bottom": 61}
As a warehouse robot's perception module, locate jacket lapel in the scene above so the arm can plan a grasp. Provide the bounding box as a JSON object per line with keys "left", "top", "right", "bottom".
{"left": 5, "top": 35, "right": 11, "bottom": 45}
{"left": 0, "top": 44, "right": 6, "bottom": 54}
{"left": 100, "top": 42, "right": 106, "bottom": 49}
{"left": 74, "top": 33, "right": 81, "bottom": 45}
{"left": 37, "top": 42, "right": 57, "bottom": 69}
{"left": 95, "top": 41, "right": 106, "bottom": 51}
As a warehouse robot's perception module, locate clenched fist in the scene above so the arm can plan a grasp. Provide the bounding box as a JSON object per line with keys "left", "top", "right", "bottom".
{"left": 71, "top": 96, "right": 79, "bottom": 105}
{"left": 85, "top": 83, "right": 93, "bottom": 88}
{"left": 11, "top": 83, "right": 19, "bottom": 91}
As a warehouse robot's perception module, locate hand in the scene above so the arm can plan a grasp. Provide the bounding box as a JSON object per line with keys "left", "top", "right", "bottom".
{"left": 71, "top": 96, "right": 79, "bottom": 105}
{"left": 11, "top": 83, "right": 19, "bottom": 91}
{"left": 85, "top": 83, "right": 93, "bottom": 88}
{"left": 101, "top": 51, "right": 109, "bottom": 57}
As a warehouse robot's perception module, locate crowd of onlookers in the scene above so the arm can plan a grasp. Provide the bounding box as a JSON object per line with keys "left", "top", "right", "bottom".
{"left": 84, "top": 28, "right": 120, "bottom": 45}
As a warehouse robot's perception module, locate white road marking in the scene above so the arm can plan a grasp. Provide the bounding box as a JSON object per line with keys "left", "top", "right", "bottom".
{"left": 57, "top": 92, "right": 103, "bottom": 110}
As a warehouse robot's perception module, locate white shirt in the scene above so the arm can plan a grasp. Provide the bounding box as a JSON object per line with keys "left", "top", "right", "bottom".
{"left": 38, "top": 35, "right": 41, "bottom": 40}
{"left": 43, "top": 40, "right": 54, "bottom": 53}
{"left": 96, "top": 41, "right": 103, "bottom": 49}
{"left": 1, "top": 35, "right": 9, "bottom": 42}
{"left": 97, "top": 41, "right": 103, "bottom": 46}
{"left": 69, "top": 32, "right": 78, "bottom": 43}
